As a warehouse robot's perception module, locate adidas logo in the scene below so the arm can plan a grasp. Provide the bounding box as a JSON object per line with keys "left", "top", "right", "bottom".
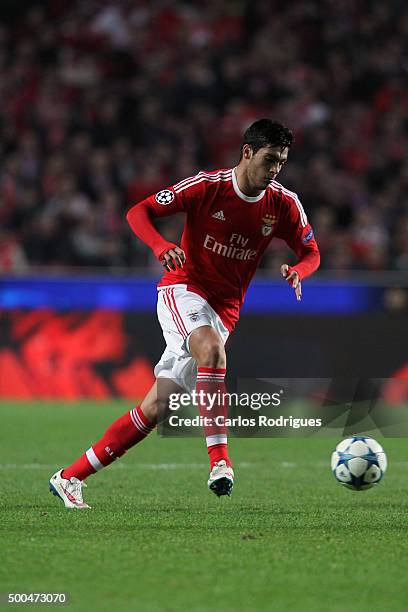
{"left": 212, "top": 210, "right": 225, "bottom": 220}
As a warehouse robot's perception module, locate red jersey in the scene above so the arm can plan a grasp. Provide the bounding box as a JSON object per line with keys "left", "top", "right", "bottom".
{"left": 127, "top": 167, "right": 320, "bottom": 331}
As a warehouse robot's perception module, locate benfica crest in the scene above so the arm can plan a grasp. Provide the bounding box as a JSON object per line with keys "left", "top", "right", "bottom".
{"left": 261, "top": 214, "right": 277, "bottom": 236}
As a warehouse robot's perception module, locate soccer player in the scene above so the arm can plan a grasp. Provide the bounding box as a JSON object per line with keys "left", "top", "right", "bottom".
{"left": 49, "top": 119, "right": 320, "bottom": 508}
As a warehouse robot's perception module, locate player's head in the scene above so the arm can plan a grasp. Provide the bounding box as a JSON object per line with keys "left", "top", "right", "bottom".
{"left": 240, "top": 119, "right": 294, "bottom": 190}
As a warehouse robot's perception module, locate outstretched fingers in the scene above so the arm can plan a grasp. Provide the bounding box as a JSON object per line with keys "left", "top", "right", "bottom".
{"left": 162, "top": 247, "right": 186, "bottom": 271}
{"left": 280, "top": 264, "right": 302, "bottom": 301}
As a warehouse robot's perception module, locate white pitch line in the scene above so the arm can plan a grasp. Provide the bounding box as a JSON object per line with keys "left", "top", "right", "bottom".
{"left": 283, "top": 460, "right": 408, "bottom": 468}
{"left": 0, "top": 462, "right": 256, "bottom": 470}
{"left": 0, "top": 460, "right": 406, "bottom": 470}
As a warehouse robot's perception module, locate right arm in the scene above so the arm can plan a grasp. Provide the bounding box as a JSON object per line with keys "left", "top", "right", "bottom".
{"left": 126, "top": 188, "right": 187, "bottom": 271}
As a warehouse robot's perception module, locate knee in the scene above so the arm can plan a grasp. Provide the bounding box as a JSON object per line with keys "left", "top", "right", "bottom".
{"left": 188, "top": 327, "right": 227, "bottom": 369}
{"left": 195, "top": 340, "right": 226, "bottom": 369}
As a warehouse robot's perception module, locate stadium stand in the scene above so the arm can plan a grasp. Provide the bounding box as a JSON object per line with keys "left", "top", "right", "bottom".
{"left": 0, "top": 0, "right": 406, "bottom": 273}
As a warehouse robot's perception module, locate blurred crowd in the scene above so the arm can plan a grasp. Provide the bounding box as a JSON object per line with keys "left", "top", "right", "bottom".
{"left": 0, "top": 0, "right": 407, "bottom": 275}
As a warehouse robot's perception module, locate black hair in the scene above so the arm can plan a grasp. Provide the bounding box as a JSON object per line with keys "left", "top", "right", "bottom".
{"left": 242, "top": 119, "right": 294, "bottom": 156}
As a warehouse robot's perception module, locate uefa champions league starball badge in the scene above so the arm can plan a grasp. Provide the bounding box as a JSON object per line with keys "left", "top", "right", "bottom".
{"left": 155, "top": 190, "right": 175, "bottom": 205}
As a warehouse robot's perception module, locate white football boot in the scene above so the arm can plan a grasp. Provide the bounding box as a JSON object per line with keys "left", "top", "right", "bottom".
{"left": 208, "top": 460, "right": 234, "bottom": 497}
{"left": 49, "top": 469, "right": 90, "bottom": 509}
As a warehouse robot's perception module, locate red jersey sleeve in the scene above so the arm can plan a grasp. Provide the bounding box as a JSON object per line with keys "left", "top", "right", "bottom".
{"left": 275, "top": 191, "right": 320, "bottom": 281}
{"left": 126, "top": 175, "right": 204, "bottom": 260}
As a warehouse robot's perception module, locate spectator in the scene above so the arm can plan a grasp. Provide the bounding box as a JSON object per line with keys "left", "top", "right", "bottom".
{"left": 0, "top": 0, "right": 406, "bottom": 272}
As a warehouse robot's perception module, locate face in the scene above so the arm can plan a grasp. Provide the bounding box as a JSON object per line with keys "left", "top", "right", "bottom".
{"left": 243, "top": 144, "right": 289, "bottom": 190}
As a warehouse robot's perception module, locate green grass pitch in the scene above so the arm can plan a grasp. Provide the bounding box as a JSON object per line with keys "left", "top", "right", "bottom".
{"left": 1, "top": 402, "right": 408, "bottom": 611}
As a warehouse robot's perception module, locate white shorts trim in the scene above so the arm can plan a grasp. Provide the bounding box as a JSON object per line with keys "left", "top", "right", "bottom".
{"left": 154, "top": 285, "right": 229, "bottom": 393}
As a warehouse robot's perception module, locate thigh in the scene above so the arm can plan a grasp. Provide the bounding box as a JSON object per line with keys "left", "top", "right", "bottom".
{"left": 157, "top": 286, "right": 214, "bottom": 351}
{"left": 188, "top": 325, "right": 226, "bottom": 362}
{"left": 155, "top": 285, "right": 229, "bottom": 392}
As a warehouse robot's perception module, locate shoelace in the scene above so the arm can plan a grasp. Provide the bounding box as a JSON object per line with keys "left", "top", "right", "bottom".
{"left": 69, "top": 478, "right": 87, "bottom": 502}
{"left": 212, "top": 463, "right": 227, "bottom": 475}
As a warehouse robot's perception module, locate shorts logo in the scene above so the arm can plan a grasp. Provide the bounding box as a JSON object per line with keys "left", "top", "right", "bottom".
{"left": 302, "top": 228, "right": 314, "bottom": 243}
{"left": 186, "top": 310, "right": 200, "bottom": 322}
{"left": 261, "top": 214, "right": 277, "bottom": 236}
{"left": 155, "top": 190, "right": 175, "bottom": 205}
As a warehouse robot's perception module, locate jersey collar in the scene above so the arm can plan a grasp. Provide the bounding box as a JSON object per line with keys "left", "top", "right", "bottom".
{"left": 232, "top": 168, "right": 266, "bottom": 203}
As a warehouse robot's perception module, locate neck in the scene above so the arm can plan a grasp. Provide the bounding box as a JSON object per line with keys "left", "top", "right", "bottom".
{"left": 234, "top": 163, "right": 263, "bottom": 197}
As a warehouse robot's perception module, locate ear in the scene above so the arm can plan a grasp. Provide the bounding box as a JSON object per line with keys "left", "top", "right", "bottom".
{"left": 242, "top": 144, "right": 253, "bottom": 159}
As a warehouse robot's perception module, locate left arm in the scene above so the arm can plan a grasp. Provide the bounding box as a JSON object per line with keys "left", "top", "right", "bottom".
{"left": 276, "top": 194, "right": 321, "bottom": 300}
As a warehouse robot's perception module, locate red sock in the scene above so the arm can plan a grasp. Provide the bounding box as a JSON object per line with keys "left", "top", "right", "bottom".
{"left": 196, "top": 367, "right": 232, "bottom": 468}
{"left": 208, "top": 443, "right": 230, "bottom": 467}
{"left": 62, "top": 406, "right": 155, "bottom": 481}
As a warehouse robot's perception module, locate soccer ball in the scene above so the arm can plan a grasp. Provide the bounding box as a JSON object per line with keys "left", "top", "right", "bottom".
{"left": 331, "top": 435, "right": 387, "bottom": 490}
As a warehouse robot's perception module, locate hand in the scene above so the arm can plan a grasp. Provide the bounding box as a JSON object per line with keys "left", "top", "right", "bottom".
{"left": 161, "top": 247, "right": 186, "bottom": 271}
{"left": 281, "top": 264, "right": 302, "bottom": 301}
